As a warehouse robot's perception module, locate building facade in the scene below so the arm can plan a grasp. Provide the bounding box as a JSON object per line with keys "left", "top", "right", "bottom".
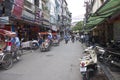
{"left": 0, "top": 0, "right": 71, "bottom": 40}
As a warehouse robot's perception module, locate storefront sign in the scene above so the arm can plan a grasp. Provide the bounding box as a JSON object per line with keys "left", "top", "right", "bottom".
{"left": 0, "top": 17, "right": 9, "bottom": 24}
{"left": 35, "top": 7, "right": 42, "bottom": 23}
{"left": 12, "top": 0, "right": 24, "bottom": 19}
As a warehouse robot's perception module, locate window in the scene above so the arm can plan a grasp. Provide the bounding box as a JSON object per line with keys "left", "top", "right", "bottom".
{"left": 101, "top": 0, "right": 104, "bottom": 4}
{"left": 24, "top": 0, "right": 32, "bottom": 9}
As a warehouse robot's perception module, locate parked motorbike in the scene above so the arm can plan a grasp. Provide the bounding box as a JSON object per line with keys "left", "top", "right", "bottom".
{"left": 96, "top": 41, "right": 120, "bottom": 71}
{"left": 31, "top": 40, "right": 39, "bottom": 50}
{"left": 80, "top": 46, "right": 98, "bottom": 80}
{"left": 95, "top": 46, "right": 105, "bottom": 62}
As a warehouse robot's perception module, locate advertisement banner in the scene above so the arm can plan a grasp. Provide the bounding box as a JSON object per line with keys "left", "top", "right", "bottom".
{"left": 12, "top": 0, "right": 24, "bottom": 19}
{"left": 0, "top": 17, "right": 9, "bottom": 24}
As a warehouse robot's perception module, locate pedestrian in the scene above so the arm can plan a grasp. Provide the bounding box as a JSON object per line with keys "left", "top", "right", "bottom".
{"left": 64, "top": 34, "right": 69, "bottom": 44}
{"left": 57, "top": 33, "right": 61, "bottom": 42}
{"left": 80, "top": 34, "right": 84, "bottom": 43}
{"left": 85, "top": 34, "right": 89, "bottom": 46}
{"left": 47, "top": 32, "right": 53, "bottom": 45}
{"left": 38, "top": 36, "right": 44, "bottom": 46}
{"left": 71, "top": 33, "right": 75, "bottom": 43}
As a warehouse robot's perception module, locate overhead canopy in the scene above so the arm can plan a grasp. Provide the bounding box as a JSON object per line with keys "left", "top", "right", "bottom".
{"left": 86, "top": 0, "right": 120, "bottom": 30}
{"left": 97, "top": 0, "right": 120, "bottom": 15}
{"left": 88, "top": 12, "right": 113, "bottom": 22}
{"left": 86, "top": 18, "right": 105, "bottom": 29}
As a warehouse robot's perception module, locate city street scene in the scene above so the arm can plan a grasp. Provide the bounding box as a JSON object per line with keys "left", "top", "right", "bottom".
{"left": 0, "top": 0, "right": 120, "bottom": 80}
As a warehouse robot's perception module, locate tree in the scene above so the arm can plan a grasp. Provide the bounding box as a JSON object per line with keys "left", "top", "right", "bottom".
{"left": 72, "top": 21, "right": 83, "bottom": 31}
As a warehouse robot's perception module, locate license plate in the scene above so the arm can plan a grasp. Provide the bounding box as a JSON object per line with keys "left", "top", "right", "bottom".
{"left": 80, "top": 67, "right": 87, "bottom": 72}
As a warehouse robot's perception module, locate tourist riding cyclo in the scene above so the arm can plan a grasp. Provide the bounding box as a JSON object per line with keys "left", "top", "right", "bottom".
{"left": 38, "top": 32, "right": 52, "bottom": 52}
{"left": 0, "top": 29, "right": 21, "bottom": 70}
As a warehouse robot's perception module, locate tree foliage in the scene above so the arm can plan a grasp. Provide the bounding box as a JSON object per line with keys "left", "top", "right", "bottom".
{"left": 72, "top": 21, "right": 83, "bottom": 31}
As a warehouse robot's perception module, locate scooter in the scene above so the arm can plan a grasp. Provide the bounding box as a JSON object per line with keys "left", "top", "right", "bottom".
{"left": 31, "top": 40, "right": 39, "bottom": 50}
{"left": 80, "top": 47, "right": 97, "bottom": 80}
{"left": 95, "top": 46, "right": 105, "bottom": 62}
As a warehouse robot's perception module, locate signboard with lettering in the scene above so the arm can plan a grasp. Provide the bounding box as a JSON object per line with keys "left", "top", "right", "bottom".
{"left": 0, "top": 17, "right": 9, "bottom": 24}
{"left": 12, "top": 0, "right": 24, "bottom": 19}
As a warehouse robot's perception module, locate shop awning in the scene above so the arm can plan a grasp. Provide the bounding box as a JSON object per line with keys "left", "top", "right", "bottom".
{"left": 88, "top": 12, "right": 113, "bottom": 22}
{"left": 97, "top": 0, "right": 120, "bottom": 15}
{"left": 86, "top": 0, "right": 120, "bottom": 30}
{"left": 86, "top": 18, "right": 105, "bottom": 29}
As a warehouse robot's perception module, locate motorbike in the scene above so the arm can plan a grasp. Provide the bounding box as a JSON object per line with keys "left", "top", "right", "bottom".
{"left": 0, "top": 29, "right": 21, "bottom": 70}
{"left": 95, "top": 41, "right": 120, "bottom": 72}
{"left": 31, "top": 40, "right": 39, "bottom": 50}
{"left": 95, "top": 46, "right": 105, "bottom": 62}
{"left": 80, "top": 46, "right": 98, "bottom": 80}
{"left": 104, "top": 41, "right": 120, "bottom": 71}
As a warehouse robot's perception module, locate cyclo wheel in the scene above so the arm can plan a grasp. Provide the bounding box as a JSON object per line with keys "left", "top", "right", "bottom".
{"left": 2, "top": 54, "right": 13, "bottom": 70}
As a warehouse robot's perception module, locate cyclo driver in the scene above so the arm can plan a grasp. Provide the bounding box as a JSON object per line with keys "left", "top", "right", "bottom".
{"left": 11, "top": 32, "right": 20, "bottom": 60}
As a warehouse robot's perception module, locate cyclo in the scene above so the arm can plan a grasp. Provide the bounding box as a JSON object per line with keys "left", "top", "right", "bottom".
{"left": 52, "top": 32, "right": 59, "bottom": 46}
{"left": 38, "top": 32, "right": 52, "bottom": 52}
{"left": 0, "top": 29, "right": 21, "bottom": 70}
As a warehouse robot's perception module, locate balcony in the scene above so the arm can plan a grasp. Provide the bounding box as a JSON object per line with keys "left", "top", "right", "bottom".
{"left": 21, "top": 10, "right": 35, "bottom": 21}
{"left": 24, "top": 0, "right": 35, "bottom": 12}
{"left": 42, "top": 0, "right": 48, "bottom": 3}
{"left": 42, "top": 11, "right": 50, "bottom": 21}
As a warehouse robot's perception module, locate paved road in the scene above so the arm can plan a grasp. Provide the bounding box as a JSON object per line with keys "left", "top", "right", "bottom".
{"left": 0, "top": 41, "right": 84, "bottom": 80}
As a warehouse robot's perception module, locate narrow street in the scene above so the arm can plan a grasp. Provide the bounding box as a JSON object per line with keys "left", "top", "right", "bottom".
{"left": 0, "top": 41, "right": 84, "bottom": 80}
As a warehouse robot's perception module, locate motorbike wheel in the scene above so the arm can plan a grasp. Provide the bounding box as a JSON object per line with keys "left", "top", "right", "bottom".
{"left": 16, "top": 50, "right": 22, "bottom": 61}
{"left": 83, "top": 76, "right": 87, "bottom": 80}
{"left": 2, "top": 55, "right": 13, "bottom": 70}
{"left": 32, "top": 44, "right": 39, "bottom": 50}
{"left": 82, "top": 73, "right": 88, "bottom": 80}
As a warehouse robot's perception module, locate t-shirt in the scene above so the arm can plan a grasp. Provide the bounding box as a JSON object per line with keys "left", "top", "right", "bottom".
{"left": 11, "top": 37, "right": 20, "bottom": 47}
